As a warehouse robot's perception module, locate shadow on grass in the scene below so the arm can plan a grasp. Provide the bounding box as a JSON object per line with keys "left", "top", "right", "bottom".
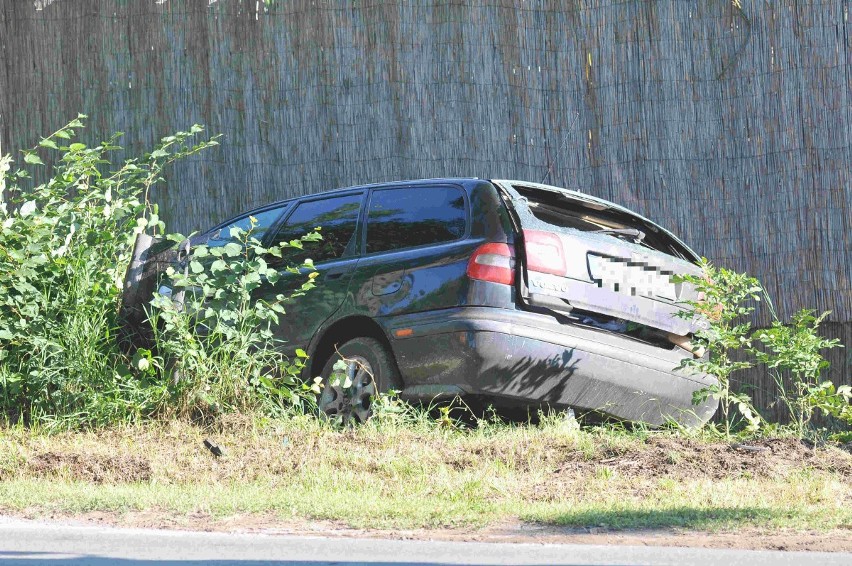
{"left": 533, "top": 506, "right": 780, "bottom": 530}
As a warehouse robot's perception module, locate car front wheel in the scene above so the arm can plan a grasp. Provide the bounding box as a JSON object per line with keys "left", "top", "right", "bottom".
{"left": 318, "top": 337, "right": 400, "bottom": 425}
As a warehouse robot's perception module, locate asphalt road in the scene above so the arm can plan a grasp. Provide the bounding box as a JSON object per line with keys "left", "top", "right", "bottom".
{"left": 1, "top": 516, "right": 850, "bottom": 566}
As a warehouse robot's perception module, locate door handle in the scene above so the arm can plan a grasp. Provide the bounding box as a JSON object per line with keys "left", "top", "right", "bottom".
{"left": 324, "top": 266, "right": 349, "bottom": 281}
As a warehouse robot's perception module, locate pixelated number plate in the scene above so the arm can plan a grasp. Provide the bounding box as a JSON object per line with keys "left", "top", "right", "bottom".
{"left": 587, "top": 254, "right": 679, "bottom": 301}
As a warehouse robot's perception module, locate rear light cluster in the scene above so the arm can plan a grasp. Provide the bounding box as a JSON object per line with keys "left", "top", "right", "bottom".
{"left": 467, "top": 231, "right": 567, "bottom": 286}
{"left": 467, "top": 243, "right": 515, "bottom": 285}
{"left": 522, "top": 229, "right": 566, "bottom": 276}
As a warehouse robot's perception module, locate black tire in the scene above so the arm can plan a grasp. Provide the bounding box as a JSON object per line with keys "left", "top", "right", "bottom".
{"left": 318, "top": 337, "right": 401, "bottom": 425}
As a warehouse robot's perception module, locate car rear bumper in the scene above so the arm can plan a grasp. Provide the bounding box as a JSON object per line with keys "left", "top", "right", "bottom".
{"left": 382, "top": 307, "right": 718, "bottom": 427}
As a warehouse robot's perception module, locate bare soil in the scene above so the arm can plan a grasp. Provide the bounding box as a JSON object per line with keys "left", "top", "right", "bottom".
{"left": 24, "top": 451, "right": 152, "bottom": 483}
{"left": 552, "top": 436, "right": 852, "bottom": 480}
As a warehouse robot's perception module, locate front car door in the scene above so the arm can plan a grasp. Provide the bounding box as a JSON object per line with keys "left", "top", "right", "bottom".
{"left": 256, "top": 191, "right": 366, "bottom": 353}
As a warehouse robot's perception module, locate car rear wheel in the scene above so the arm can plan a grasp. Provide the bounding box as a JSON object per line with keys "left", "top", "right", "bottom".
{"left": 318, "top": 337, "right": 400, "bottom": 425}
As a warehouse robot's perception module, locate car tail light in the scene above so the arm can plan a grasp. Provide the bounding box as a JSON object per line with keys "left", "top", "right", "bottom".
{"left": 467, "top": 243, "right": 515, "bottom": 285}
{"left": 523, "top": 229, "right": 566, "bottom": 276}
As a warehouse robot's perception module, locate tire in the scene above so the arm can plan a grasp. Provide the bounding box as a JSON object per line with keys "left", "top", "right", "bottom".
{"left": 318, "top": 337, "right": 401, "bottom": 425}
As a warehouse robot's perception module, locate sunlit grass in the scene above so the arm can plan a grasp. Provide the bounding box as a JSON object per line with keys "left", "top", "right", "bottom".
{"left": 1, "top": 415, "right": 850, "bottom": 532}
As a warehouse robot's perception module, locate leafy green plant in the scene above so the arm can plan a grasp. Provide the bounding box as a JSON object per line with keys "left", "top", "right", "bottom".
{"left": 804, "top": 381, "right": 852, "bottom": 434}
{"left": 753, "top": 310, "right": 844, "bottom": 437}
{"left": 0, "top": 116, "right": 216, "bottom": 428}
{"left": 677, "top": 259, "right": 847, "bottom": 439}
{"left": 148, "top": 218, "right": 322, "bottom": 419}
{"left": 675, "top": 259, "right": 764, "bottom": 436}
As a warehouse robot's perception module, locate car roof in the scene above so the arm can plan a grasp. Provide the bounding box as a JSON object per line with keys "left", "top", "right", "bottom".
{"left": 243, "top": 178, "right": 482, "bottom": 210}
{"left": 305, "top": 177, "right": 482, "bottom": 196}
{"left": 207, "top": 178, "right": 484, "bottom": 231}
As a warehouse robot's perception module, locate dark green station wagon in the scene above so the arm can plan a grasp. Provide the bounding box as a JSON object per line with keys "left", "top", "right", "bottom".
{"left": 122, "top": 178, "right": 717, "bottom": 426}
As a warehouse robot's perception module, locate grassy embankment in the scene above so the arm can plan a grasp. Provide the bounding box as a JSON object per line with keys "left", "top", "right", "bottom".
{"left": 1, "top": 414, "right": 850, "bottom": 534}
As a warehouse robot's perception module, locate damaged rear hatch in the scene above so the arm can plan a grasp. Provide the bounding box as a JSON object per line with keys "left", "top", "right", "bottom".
{"left": 492, "top": 180, "right": 708, "bottom": 346}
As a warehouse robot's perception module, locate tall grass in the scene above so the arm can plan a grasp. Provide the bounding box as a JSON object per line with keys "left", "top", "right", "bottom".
{"left": 0, "top": 117, "right": 321, "bottom": 429}
{"left": 0, "top": 117, "right": 216, "bottom": 428}
{"left": 145, "top": 220, "right": 321, "bottom": 420}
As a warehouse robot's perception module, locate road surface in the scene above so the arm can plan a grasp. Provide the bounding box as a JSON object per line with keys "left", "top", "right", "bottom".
{"left": 1, "top": 516, "right": 849, "bottom": 565}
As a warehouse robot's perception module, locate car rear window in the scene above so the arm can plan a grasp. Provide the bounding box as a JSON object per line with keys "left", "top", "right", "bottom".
{"left": 268, "top": 193, "right": 363, "bottom": 265}
{"left": 365, "top": 187, "right": 466, "bottom": 254}
{"left": 513, "top": 185, "right": 694, "bottom": 260}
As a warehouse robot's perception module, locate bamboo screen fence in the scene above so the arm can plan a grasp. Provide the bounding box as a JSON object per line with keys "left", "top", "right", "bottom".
{"left": 1, "top": 0, "right": 849, "bottom": 414}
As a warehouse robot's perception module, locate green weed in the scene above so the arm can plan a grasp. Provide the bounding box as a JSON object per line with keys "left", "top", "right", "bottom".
{"left": 147, "top": 217, "right": 321, "bottom": 420}
{"left": 676, "top": 259, "right": 848, "bottom": 440}
{"left": 0, "top": 117, "right": 216, "bottom": 428}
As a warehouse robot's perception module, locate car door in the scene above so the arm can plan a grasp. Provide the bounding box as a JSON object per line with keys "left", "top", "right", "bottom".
{"left": 256, "top": 191, "right": 366, "bottom": 352}
{"left": 349, "top": 184, "right": 472, "bottom": 318}
{"left": 199, "top": 204, "right": 291, "bottom": 249}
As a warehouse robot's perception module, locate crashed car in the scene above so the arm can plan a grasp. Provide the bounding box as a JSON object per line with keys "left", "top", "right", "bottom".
{"left": 122, "top": 178, "right": 717, "bottom": 426}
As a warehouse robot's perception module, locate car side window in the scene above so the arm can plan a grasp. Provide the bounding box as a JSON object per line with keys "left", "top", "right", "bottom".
{"left": 207, "top": 205, "right": 287, "bottom": 248}
{"left": 268, "top": 193, "right": 363, "bottom": 266}
{"left": 366, "top": 187, "right": 466, "bottom": 254}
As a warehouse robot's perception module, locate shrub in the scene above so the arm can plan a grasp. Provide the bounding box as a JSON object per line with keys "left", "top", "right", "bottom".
{"left": 677, "top": 259, "right": 847, "bottom": 439}
{"left": 753, "top": 310, "right": 844, "bottom": 437}
{"left": 0, "top": 117, "right": 215, "bottom": 427}
{"left": 147, "top": 218, "right": 322, "bottom": 419}
{"left": 0, "top": 116, "right": 329, "bottom": 428}
{"left": 675, "top": 260, "right": 764, "bottom": 436}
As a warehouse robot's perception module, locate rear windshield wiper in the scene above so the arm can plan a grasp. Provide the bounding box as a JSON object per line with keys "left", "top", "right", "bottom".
{"left": 595, "top": 228, "right": 646, "bottom": 243}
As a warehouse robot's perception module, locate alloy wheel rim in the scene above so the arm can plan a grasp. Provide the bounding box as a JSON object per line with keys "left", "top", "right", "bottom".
{"left": 319, "top": 355, "right": 377, "bottom": 425}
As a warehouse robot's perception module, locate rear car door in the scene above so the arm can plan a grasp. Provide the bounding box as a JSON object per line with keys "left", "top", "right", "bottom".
{"left": 257, "top": 191, "right": 366, "bottom": 352}
{"left": 349, "top": 184, "right": 471, "bottom": 318}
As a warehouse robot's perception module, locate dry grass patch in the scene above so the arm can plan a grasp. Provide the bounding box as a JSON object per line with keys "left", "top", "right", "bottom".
{"left": 0, "top": 416, "right": 850, "bottom": 535}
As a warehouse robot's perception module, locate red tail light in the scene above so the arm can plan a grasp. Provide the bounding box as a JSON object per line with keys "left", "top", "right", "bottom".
{"left": 523, "top": 229, "right": 566, "bottom": 276}
{"left": 467, "top": 243, "right": 515, "bottom": 285}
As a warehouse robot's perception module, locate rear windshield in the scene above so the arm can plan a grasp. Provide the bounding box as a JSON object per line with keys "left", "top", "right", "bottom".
{"left": 513, "top": 186, "right": 695, "bottom": 261}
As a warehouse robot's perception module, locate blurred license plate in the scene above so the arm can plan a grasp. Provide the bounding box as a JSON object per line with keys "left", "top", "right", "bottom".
{"left": 587, "top": 254, "right": 679, "bottom": 301}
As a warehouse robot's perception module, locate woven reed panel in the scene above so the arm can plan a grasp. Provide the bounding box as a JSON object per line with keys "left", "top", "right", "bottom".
{"left": 0, "top": 0, "right": 849, "bottom": 405}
